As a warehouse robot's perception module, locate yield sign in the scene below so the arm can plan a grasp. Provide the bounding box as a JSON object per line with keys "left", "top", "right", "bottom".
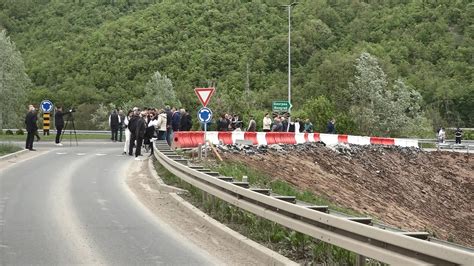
{"left": 194, "top": 87, "right": 215, "bottom": 107}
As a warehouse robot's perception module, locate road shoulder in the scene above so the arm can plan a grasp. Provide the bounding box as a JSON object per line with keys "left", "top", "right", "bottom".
{"left": 125, "top": 158, "right": 296, "bottom": 265}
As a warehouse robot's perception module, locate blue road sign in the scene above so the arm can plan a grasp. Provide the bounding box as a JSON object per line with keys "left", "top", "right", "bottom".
{"left": 40, "top": 100, "right": 53, "bottom": 113}
{"left": 197, "top": 107, "right": 212, "bottom": 123}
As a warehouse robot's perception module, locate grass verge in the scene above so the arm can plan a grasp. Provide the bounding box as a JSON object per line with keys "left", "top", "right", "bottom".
{"left": 0, "top": 143, "right": 22, "bottom": 156}
{"left": 153, "top": 159, "right": 381, "bottom": 264}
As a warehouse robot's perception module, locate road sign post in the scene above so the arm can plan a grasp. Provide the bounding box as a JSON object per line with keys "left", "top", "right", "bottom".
{"left": 40, "top": 100, "right": 53, "bottom": 135}
{"left": 195, "top": 87, "right": 215, "bottom": 157}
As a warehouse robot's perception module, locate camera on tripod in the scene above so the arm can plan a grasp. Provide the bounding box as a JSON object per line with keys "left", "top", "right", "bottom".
{"left": 61, "top": 107, "right": 78, "bottom": 146}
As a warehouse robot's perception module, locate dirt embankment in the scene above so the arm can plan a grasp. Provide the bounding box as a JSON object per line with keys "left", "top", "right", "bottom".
{"left": 221, "top": 144, "right": 473, "bottom": 247}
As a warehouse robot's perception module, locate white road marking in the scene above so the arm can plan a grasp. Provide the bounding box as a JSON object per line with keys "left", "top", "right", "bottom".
{"left": 76, "top": 153, "right": 86, "bottom": 156}
{"left": 56, "top": 152, "right": 67, "bottom": 155}
{"left": 95, "top": 153, "right": 107, "bottom": 156}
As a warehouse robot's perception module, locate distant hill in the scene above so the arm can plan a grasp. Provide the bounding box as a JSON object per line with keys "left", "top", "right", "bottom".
{"left": 1, "top": 0, "right": 472, "bottom": 130}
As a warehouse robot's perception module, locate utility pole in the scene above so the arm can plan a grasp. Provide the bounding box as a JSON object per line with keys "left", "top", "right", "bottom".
{"left": 281, "top": 2, "right": 297, "bottom": 128}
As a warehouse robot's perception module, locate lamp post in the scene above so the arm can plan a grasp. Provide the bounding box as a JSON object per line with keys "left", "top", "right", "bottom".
{"left": 281, "top": 2, "right": 297, "bottom": 128}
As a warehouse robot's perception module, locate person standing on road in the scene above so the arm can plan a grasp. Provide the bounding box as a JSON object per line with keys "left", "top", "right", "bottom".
{"left": 247, "top": 116, "right": 256, "bottom": 132}
{"left": 118, "top": 109, "right": 125, "bottom": 142}
{"left": 304, "top": 119, "right": 314, "bottom": 133}
{"left": 455, "top": 128, "right": 463, "bottom": 144}
{"left": 179, "top": 109, "right": 192, "bottom": 131}
{"left": 171, "top": 107, "right": 181, "bottom": 133}
{"left": 217, "top": 114, "right": 228, "bottom": 131}
{"left": 109, "top": 110, "right": 120, "bottom": 142}
{"left": 437, "top": 127, "right": 446, "bottom": 143}
{"left": 263, "top": 113, "right": 272, "bottom": 132}
{"left": 165, "top": 106, "right": 173, "bottom": 145}
{"left": 294, "top": 118, "right": 301, "bottom": 133}
{"left": 134, "top": 111, "right": 147, "bottom": 158}
{"left": 25, "top": 105, "right": 38, "bottom": 151}
{"left": 326, "top": 118, "right": 336, "bottom": 134}
{"left": 122, "top": 110, "right": 132, "bottom": 155}
{"left": 128, "top": 108, "right": 139, "bottom": 156}
{"left": 157, "top": 109, "right": 168, "bottom": 141}
{"left": 54, "top": 106, "right": 65, "bottom": 146}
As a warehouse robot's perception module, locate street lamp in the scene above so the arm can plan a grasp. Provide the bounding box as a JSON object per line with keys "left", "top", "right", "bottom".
{"left": 281, "top": 2, "right": 297, "bottom": 128}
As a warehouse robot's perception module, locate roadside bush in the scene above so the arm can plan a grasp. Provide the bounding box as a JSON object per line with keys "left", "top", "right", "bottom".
{"left": 16, "top": 129, "right": 24, "bottom": 135}
{"left": 5, "top": 130, "right": 13, "bottom": 135}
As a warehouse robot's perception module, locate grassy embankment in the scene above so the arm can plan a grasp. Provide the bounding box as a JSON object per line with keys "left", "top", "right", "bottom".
{"left": 154, "top": 158, "right": 380, "bottom": 265}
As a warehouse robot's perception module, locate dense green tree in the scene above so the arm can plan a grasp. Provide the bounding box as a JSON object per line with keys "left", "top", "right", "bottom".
{"left": 0, "top": 30, "right": 30, "bottom": 129}
{"left": 0, "top": 0, "right": 471, "bottom": 132}
{"left": 348, "top": 53, "right": 429, "bottom": 137}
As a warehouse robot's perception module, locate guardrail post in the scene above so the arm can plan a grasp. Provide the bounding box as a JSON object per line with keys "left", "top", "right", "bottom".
{"left": 198, "top": 144, "right": 202, "bottom": 160}
{"left": 356, "top": 254, "right": 366, "bottom": 266}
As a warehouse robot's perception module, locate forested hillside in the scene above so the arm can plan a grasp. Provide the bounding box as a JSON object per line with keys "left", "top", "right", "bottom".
{"left": 0, "top": 0, "right": 472, "bottom": 135}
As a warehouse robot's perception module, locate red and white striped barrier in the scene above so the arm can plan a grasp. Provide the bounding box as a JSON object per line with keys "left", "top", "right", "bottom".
{"left": 172, "top": 131, "right": 419, "bottom": 149}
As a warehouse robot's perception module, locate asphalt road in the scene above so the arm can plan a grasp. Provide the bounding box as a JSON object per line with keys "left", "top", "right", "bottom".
{"left": 0, "top": 142, "right": 215, "bottom": 265}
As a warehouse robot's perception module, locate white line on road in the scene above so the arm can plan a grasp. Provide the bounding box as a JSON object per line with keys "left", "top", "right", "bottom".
{"left": 76, "top": 153, "right": 86, "bottom": 156}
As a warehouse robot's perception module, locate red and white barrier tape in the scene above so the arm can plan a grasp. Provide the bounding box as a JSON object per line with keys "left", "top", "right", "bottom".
{"left": 173, "top": 131, "right": 419, "bottom": 149}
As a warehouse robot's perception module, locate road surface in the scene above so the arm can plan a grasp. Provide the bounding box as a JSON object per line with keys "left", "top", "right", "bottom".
{"left": 0, "top": 143, "right": 216, "bottom": 265}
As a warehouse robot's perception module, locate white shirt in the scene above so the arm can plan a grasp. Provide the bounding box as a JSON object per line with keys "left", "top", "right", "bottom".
{"left": 263, "top": 117, "right": 272, "bottom": 130}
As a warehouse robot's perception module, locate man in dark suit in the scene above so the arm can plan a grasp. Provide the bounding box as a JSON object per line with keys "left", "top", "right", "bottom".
{"left": 54, "top": 106, "right": 65, "bottom": 146}
{"left": 134, "top": 111, "right": 147, "bottom": 158}
{"left": 25, "top": 105, "right": 38, "bottom": 151}
{"left": 128, "top": 107, "right": 139, "bottom": 156}
{"left": 109, "top": 109, "right": 120, "bottom": 142}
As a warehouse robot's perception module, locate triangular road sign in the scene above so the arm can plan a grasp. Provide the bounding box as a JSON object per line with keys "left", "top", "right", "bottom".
{"left": 194, "top": 87, "right": 215, "bottom": 107}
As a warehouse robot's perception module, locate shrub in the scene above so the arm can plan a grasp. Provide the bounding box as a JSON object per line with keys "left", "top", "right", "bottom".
{"left": 16, "top": 129, "right": 24, "bottom": 135}
{"left": 5, "top": 130, "right": 13, "bottom": 135}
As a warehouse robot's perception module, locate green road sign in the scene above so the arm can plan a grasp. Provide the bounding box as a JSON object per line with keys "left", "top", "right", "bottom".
{"left": 272, "top": 101, "right": 292, "bottom": 112}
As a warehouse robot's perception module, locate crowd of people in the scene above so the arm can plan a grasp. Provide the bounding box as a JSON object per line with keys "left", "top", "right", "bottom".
{"left": 23, "top": 103, "right": 465, "bottom": 154}
{"left": 209, "top": 112, "right": 337, "bottom": 134}
{"left": 111, "top": 108, "right": 337, "bottom": 158}
{"left": 114, "top": 106, "right": 192, "bottom": 158}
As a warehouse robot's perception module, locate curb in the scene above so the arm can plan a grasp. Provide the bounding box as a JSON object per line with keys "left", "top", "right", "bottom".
{"left": 147, "top": 158, "right": 297, "bottom": 266}
{"left": 147, "top": 157, "right": 187, "bottom": 194}
{"left": 0, "top": 149, "right": 29, "bottom": 161}
{"left": 169, "top": 193, "right": 298, "bottom": 266}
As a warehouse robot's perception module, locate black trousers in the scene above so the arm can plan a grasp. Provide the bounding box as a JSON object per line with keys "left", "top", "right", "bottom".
{"left": 455, "top": 137, "right": 461, "bottom": 144}
{"left": 135, "top": 136, "right": 143, "bottom": 156}
{"left": 129, "top": 133, "right": 137, "bottom": 155}
{"left": 111, "top": 126, "right": 119, "bottom": 141}
{"left": 25, "top": 131, "right": 35, "bottom": 149}
{"left": 56, "top": 126, "right": 63, "bottom": 143}
{"left": 118, "top": 126, "right": 123, "bottom": 142}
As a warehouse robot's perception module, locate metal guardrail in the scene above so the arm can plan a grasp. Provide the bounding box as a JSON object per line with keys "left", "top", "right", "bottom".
{"left": 152, "top": 141, "right": 473, "bottom": 265}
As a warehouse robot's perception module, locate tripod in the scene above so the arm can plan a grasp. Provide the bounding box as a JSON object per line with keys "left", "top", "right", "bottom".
{"left": 60, "top": 112, "right": 78, "bottom": 146}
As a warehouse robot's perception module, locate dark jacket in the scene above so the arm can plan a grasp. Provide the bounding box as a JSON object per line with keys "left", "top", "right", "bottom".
{"left": 180, "top": 113, "right": 192, "bottom": 131}
{"left": 55, "top": 110, "right": 64, "bottom": 128}
{"left": 282, "top": 120, "right": 288, "bottom": 132}
{"left": 128, "top": 115, "right": 139, "bottom": 135}
{"left": 25, "top": 111, "right": 38, "bottom": 133}
{"left": 136, "top": 117, "right": 146, "bottom": 138}
{"left": 171, "top": 111, "right": 181, "bottom": 131}
{"left": 217, "top": 118, "right": 229, "bottom": 131}
{"left": 326, "top": 121, "right": 335, "bottom": 134}
{"left": 166, "top": 110, "right": 172, "bottom": 128}
{"left": 110, "top": 112, "right": 120, "bottom": 128}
